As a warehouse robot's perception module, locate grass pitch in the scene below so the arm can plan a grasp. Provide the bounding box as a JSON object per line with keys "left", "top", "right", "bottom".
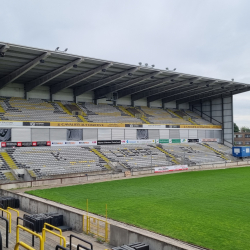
{"left": 26, "top": 167, "right": 250, "bottom": 250}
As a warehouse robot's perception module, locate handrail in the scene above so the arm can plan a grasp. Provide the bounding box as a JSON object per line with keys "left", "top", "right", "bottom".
{"left": 14, "top": 241, "right": 35, "bottom": 250}
{"left": 44, "top": 223, "right": 62, "bottom": 245}
{"left": 7, "top": 207, "right": 19, "bottom": 217}
{"left": 16, "top": 225, "right": 43, "bottom": 250}
{"left": 0, "top": 216, "right": 8, "bottom": 248}
{"left": 17, "top": 217, "right": 35, "bottom": 247}
{"left": 0, "top": 208, "right": 11, "bottom": 233}
{"left": 42, "top": 228, "right": 66, "bottom": 248}
{"left": 70, "top": 234, "right": 93, "bottom": 250}
{"left": 55, "top": 245, "right": 68, "bottom": 250}
{"left": 192, "top": 107, "right": 222, "bottom": 125}
{"left": 77, "top": 244, "right": 92, "bottom": 250}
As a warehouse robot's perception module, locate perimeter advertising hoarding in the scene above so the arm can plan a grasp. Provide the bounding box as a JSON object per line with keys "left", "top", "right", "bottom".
{"left": 1, "top": 141, "right": 51, "bottom": 147}
{"left": 121, "top": 139, "right": 156, "bottom": 144}
{"left": 0, "top": 120, "right": 222, "bottom": 129}
{"left": 154, "top": 165, "right": 188, "bottom": 173}
{"left": 51, "top": 141, "right": 97, "bottom": 146}
{"left": 97, "top": 140, "right": 121, "bottom": 145}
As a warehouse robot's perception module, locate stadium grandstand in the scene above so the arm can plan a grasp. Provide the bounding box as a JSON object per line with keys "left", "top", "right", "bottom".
{"left": 0, "top": 41, "right": 249, "bottom": 184}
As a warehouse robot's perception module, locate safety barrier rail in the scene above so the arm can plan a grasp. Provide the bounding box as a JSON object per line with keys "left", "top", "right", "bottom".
{"left": 0, "top": 208, "right": 11, "bottom": 233}
{"left": 14, "top": 241, "right": 35, "bottom": 250}
{"left": 83, "top": 215, "right": 109, "bottom": 242}
{"left": 7, "top": 207, "right": 19, "bottom": 217}
{"left": 17, "top": 216, "right": 35, "bottom": 247}
{"left": 42, "top": 227, "right": 66, "bottom": 248}
{"left": 0, "top": 216, "right": 8, "bottom": 248}
{"left": 69, "top": 234, "right": 93, "bottom": 250}
{"left": 43, "top": 223, "right": 63, "bottom": 245}
{"left": 77, "top": 244, "right": 92, "bottom": 250}
{"left": 55, "top": 246, "right": 68, "bottom": 250}
{"left": 16, "top": 225, "right": 43, "bottom": 250}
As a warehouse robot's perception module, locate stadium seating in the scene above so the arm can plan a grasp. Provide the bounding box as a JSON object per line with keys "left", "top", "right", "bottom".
{"left": 77, "top": 102, "right": 142, "bottom": 124}
{"left": 0, "top": 97, "right": 214, "bottom": 125}
{"left": 0, "top": 97, "right": 81, "bottom": 122}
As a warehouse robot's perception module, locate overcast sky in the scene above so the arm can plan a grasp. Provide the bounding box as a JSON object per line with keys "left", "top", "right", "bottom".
{"left": 1, "top": 0, "right": 250, "bottom": 128}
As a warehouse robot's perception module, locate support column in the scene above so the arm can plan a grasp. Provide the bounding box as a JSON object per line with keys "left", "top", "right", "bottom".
{"left": 131, "top": 100, "right": 135, "bottom": 107}
{"left": 221, "top": 95, "right": 224, "bottom": 144}
{"left": 231, "top": 92, "right": 234, "bottom": 145}
{"left": 147, "top": 100, "right": 150, "bottom": 108}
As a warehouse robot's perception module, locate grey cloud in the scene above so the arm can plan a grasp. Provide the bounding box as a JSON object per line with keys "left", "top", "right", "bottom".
{"left": 1, "top": 0, "right": 250, "bottom": 126}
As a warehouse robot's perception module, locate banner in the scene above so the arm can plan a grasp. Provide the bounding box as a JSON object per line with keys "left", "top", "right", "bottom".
{"left": 23, "top": 122, "right": 50, "bottom": 126}
{"left": 202, "top": 138, "right": 218, "bottom": 142}
{"left": 51, "top": 141, "right": 97, "bottom": 146}
{"left": 180, "top": 125, "right": 222, "bottom": 129}
{"left": 125, "top": 124, "right": 143, "bottom": 127}
{"left": 50, "top": 122, "right": 125, "bottom": 127}
{"left": 166, "top": 125, "right": 180, "bottom": 128}
{"left": 0, "top": 121, "right": 22, "bottom": 127}
{"left": 97, "top": 140, "right": 121, "bottom": 145}
{"left": 188, "top": 139, "right": 199, "bottom": 143}
{"left": 154, "top": 165, "right": 188, "bottom": 173}
{"left": 121, "top": 139, "right": 155, "bottom": 144}
{"left": 143, "top": 124, "right": 166, "bottom": 128}
{"left": 1, "top": 141, "right": 51, "bottom": 147}
{"left": 158, "top": 139, "right": 169, "bottom": 143}
{"left": 0, "top": 129, "right": 11, "bottom": 142}
{"left": 172, "top": 139, "right": 181, "bottom": 143}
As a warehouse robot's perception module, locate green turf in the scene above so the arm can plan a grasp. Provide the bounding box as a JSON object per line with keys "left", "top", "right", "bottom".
{"left": 26, "top": 167, "right": 250, "bottom": 250}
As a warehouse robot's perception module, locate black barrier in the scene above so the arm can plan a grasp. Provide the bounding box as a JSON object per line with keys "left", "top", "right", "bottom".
{"left": 77, "top": 244, "right": 92, "bottom": 250}
{"left": 70, "top": 235, "right": 93, "bottom": 250}
{"left": 17, "top": 217, "right": 35, "bottom": 247}
{"left": 0, "top": 197, "right": 19, "bottom": 209}
{"left": 0, "top": 216, "right": 8, "bottom": 248}
{"left": 23, "top": 122, "right": 50, "bottom": 126}
{"left": 55, "top": 245, "right": 68, "bottom": 250}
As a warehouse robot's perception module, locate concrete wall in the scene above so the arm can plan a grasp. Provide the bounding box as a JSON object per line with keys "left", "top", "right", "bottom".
{"left": 0, "top": 189, "right": 83, "bottom": 232}
{"left": 110, "top": 224, "right": 191, "bottom": 250}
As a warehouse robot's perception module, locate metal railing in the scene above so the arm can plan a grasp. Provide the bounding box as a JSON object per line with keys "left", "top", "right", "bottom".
{"left": 0, "top": 208, "right": 11, "bottom": 233}
{"left": 42, "top": 227, "right": 67, "bottom": 248}
{"left": 69, "top": 234, "right": 93, "bottom": 250}
{"left": 17, "top": 216, "right": 35, "bottom": 247}
{"left": 83, "top": 214, "right": 109, "bottom": 242}
{"left": 14, "top": 241, "right": 35, "bottom": 250}
{"left": 16, "top": 225, "right": 43, "bottom": 250}
{"left": 192, "top": 107, "right": 222, "bottom": 125}
{"left": 43, "top": 223, "right": 63, "bottom": 246}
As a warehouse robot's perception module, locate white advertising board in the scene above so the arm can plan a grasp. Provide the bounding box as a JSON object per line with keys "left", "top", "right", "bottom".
{"left": 154, "top": 165, "right": 188, "bottom": 173}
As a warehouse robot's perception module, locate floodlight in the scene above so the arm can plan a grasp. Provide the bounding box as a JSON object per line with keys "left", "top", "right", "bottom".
{"left": 102, "top": 69, "right": 106, "bottom": 72}
{"left": 139, "top": 62, "right": 142, "bottom": 66}
{"left": 152, "top": 65, "right": 155, "bottom": 68}
{"left": 173, "top": 68, "right": 176, "bottom": 71}
{"left": 166, "top": 68, "right": 168, "bottom": 70}
{"left": 0, "top": 52, "right": 5, "bottom": 57}
{"left": 128, "top": 73, "right": 133, "bottom": 76}
{"left": 145, "top": 63, "right": 148, "bottom": 67}
{"left": 64, "top": 48, "right": 68, "bottom": 52}
{"left": 55, "top": 47, "right": 59, "bottom": 51}
{"left": 73, "top": 64, "right": 78, "bottom": 68}
{"left": 40, "top": 59, "right": 45, "bottom": 63}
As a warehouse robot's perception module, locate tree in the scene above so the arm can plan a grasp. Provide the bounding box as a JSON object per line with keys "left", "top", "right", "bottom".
{"left": 234, "top": 123, "right": 239, "bottom": 132}
{"left": 240, "top": 126, "right": 250, "bottom": 132}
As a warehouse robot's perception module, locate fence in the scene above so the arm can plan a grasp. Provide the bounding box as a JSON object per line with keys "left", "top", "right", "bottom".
{"left": 83, "top": 214, "right": 109, "bottom": 242}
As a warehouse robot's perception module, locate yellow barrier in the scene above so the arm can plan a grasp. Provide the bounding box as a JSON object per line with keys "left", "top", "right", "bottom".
{"left": 16, "top": 225, "right": 44, "bottom": 250}
{"left": 83, "top": 215, "right": 109, "bottom": 242}
{"left": 43, "top": 222, "right": 63, "bottom": 245}
{"left": 7, "top": 207, "right": 19, "bottom": 217}
{"left": 42, "top": 227, "right": 66, "bottom": 248}
{"left": 0, "top": 208, "right": 11, "bottom": 233}
{"left": 14, "top": 241, "right": 35, "bottom": 250}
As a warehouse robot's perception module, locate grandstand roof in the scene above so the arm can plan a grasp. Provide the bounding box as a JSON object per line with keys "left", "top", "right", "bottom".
{"left": 0, "top": 41, "right": 249, "bottom": 104}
